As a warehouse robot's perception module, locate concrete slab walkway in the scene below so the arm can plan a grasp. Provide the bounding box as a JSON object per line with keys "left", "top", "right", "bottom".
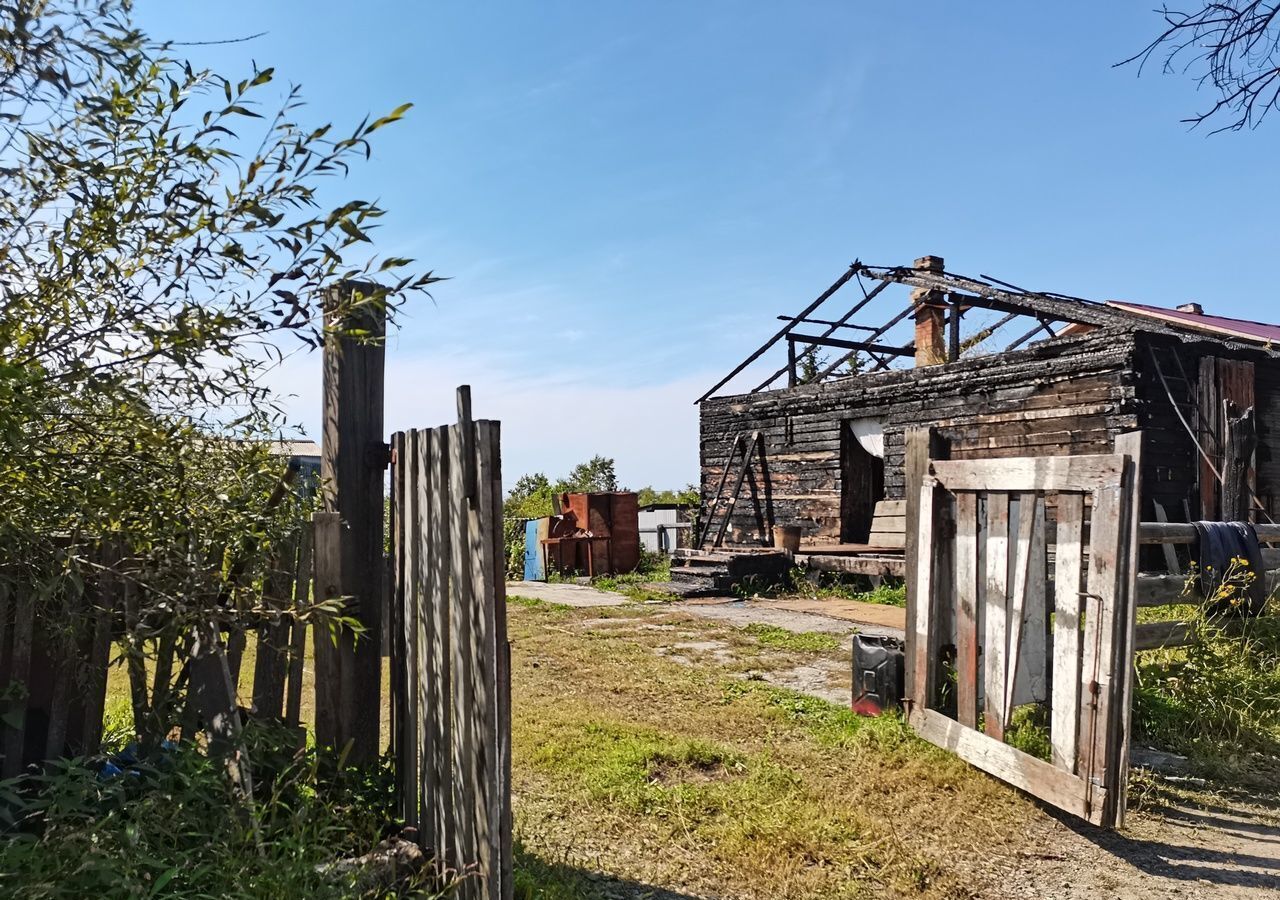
{"left": 506, "top": 581, "right": 631, "bottom": 607}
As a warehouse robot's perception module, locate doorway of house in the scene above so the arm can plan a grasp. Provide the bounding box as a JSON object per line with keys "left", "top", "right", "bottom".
{"left": 840, "top": 418, "right": 885, "bottom": 543}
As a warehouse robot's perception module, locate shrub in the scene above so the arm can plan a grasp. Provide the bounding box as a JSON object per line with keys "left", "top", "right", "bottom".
{"left": 0, "top": 723, "right": 413, "bottom": 899}
{"left": 1134, "top": 561, "right": 1280, "bottom": 781}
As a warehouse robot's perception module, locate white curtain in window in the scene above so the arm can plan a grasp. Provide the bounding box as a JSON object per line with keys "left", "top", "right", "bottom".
{"left": 848, "top": 417, "right": 885, "bottom": 459}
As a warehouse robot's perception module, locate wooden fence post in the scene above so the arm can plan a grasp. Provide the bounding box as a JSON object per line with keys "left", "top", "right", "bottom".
{"left": 321, "top": 282, "right": 386, "bottom": 764}
{"left": 903, "top": 426, "right": 948, "bottom": 707}
{"left": 1222, "top": 402, "right": 1255, "bottom": 522}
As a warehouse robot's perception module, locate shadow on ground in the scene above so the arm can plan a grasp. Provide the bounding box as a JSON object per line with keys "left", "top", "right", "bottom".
{"left": 1048, "top": 786, "right": 1280, "bottom": 893}
{"left": 515, "top": 846, "right": 710, "bottom": 899}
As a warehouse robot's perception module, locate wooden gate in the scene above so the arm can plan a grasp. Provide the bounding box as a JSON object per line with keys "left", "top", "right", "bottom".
{"left": 905, "top": 432, "right": 1141, "bottom": 828}
{"left": 389, "top": 388, "right": 513, "bottom": 899}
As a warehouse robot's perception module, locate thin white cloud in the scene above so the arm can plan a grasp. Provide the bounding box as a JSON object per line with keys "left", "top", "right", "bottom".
{"left": 265, "top": 343, "right": 712, "bottom": 491}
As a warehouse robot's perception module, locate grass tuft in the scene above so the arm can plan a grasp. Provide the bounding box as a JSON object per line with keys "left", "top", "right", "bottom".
{"left": 740, "top": 622, "right": 841, "bottom": 653}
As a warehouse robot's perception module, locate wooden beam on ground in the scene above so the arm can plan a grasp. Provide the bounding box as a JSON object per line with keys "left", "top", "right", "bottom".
{"left": 910, "top": 707, "right": 1107, "bottom": 826}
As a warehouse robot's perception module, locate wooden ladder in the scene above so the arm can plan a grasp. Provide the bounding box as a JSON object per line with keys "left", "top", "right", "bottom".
{"left": 697, "top": 431, "right": 763, "bottom": 550}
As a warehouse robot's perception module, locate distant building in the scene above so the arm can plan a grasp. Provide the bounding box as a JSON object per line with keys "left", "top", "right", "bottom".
{"left": 269, "top": 439, "right": 322, "bottom": 493}
{"left": 638, "top": 502, "right": 691, "bottom": 554}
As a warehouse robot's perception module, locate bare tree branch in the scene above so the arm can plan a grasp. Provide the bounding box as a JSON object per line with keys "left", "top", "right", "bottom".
{"left": 1120, "top": 2, "right": 1280, "bottom": 132}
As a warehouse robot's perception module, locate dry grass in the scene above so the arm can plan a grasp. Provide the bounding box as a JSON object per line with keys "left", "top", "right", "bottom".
{"left": 506, "top": 600, "right": 1049, "bottom": 899}
{"left": 101, "top": 601, "right": 1056, "bottom": 898}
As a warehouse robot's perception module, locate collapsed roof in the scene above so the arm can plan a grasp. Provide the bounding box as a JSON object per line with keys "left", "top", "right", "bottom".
{"left": 698, "top": 256, "right": 1279, "bottom": 403}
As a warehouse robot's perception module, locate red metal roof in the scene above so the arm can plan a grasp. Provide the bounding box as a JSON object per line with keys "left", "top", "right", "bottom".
{"left": 1106, "top": 300, "right": 1280, "bottom": 346}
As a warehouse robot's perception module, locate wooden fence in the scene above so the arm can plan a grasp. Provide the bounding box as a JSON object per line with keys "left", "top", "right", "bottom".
{"left": 389, "top": 389, "right": 513, "bottom": 899}
{"left": 0, "top": 526, "right": 315, "bottom": 778}
{"left": 0, "top": 546, "right": 114, "bottom": 778}
{"left": 1133, "top": 522, "right": 1280, "bottom": 650}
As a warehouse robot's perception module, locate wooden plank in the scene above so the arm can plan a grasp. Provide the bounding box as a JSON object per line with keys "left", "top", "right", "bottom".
{"left": 252, "top": 534, "right": 297, "bottom": 721}
{"left": 910, "top": 476, "right": 941, "bottom": 712}
{"left": 1135, "top": 573, "right": 1192, "bottom": 606}
{"left": 1113, "top": 431, "right": 1143, "bottom": 830}
{"left": 44, "top": 657, "right": 71, "bottom": 761}
{"left": 785, "top": 332, "right": 914, "bottom": 356}
{"left": 413, "top": 429, "right": 435, "bottom": 855}
{"left": 391, "top": 429, "right": 414, "bottom": 826}
{"left": 122, "top": 578, "right": 151, "bottom": 739}
{"left": 931, "top": 455, "right": 1124, "bottom": 493}
{"left": 427, "top": 426, "right": 454, "bottom": 870}
{"left": 698, "top": 263, "right": 861, "bottom": 402}
{"left": 1151, "top": 500, "right": 1181, "bottom": 574}
{"left": 801, "top": 554, "right": 907, "bottom": 577}
{"left": 405, "top": 428, "right": 424, "bottom": 836}
{"left": 1198, "top": 357, "right": 1219, "bottom": 520}
{"left": 311, "top": 511, "right": 343, "bottom": 750}
{"left": 1003, "top": 493, "right": 1036, "bottom": 719}
{"left": 1134, "top": 615, "right": 1280, "bottom": 651}
{"left": 189, "top": 622, "right": 256, "bottom": 806}
{"left": 1078, "top": 467, "right": 1127, "bottom": 825}
{"left": 1011, "top": 495, "right": 1048, "bottom": 711}
{"left": 1051, "top": 493, "right": 1085, "bottom": 772}
{"left": 1140, "top": 522, "right": 1280, "bottom": 544}
{"left": 983, "top": 491, "right": 1010, "bottom": 740}
{"left": 910, "top": 707, "right": 1106, "bottom": 826}
{"left": 81, "top": 568, "right": 115, "bottom": 756}
{"left": 903, "top": 428, "right": 943, "bottom": 705}
{"left": 320, "top": 283, "right": 386, "bottom": 766}
{"left": 875, "top": 500, "right": 906, "bottom": 516}
{"left": 448, "top": 407, "right": 479, "bottom": 894}
{"left": 866, "top": 531, "right": 906, "bottom": 549}
{"left": 1134, "top": 620, "right": 1193, "bottom": 651}
{"left": 474, "top": 419, "right": 511, "bottom": 896}
{"left": 953, "top": 492, "right": 980, "bottom": 729}
{"left": 285, "top": 527, "right": 313, "bottom": 728}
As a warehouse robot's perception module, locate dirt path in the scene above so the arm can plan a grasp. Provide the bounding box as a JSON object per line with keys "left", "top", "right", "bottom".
{"left": 992, "top": 789, "right": 1280, "bottom": 899}
{"left": 506, "top": 585, "right": 1280, "bottom": 897}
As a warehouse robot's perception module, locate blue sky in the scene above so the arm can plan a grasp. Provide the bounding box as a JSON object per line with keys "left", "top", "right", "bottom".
{"left": 138, "top": 2, "right": 1279, "bottom": 489}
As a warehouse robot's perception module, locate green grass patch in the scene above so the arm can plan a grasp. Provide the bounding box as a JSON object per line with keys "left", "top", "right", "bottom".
{"left": 591, "top": 551, "right": 678, "bottom": 603}
{"left": 507, "top": 594, "right": 572, "bottom": 612}
{"left": 740, "top": 622, "right": 841, "bottom": 653}
{"left": 1004, "top": 704, "right": 1052, "bottom": 762}
{"left": 1134, "top": 607, "right": 1280, "bottom": 785}
{"left": 720, "top": 679, "right": 916, "bottom": 752}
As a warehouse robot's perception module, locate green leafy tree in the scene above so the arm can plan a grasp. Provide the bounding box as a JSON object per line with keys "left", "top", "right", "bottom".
{"left": 635, "top": 484, "right": 700, "bottom": 508}
{"left": 563, "top": 455, "right": 619, "bottom": 493}
{"left": 0, "top": 1, "right": 435, "bottom": 749}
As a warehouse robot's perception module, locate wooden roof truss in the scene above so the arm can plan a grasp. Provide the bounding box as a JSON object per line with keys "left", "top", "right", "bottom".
{"left": 697, "top": 259, "right": 1181, "bottom": 404}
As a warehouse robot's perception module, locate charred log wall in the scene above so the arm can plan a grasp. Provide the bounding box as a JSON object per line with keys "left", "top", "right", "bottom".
{"left": 699, "top": 330, "right": 1142, "bottom": 545}
{"left": 1132, "top": 333, "right": 1280, "bottom": 521}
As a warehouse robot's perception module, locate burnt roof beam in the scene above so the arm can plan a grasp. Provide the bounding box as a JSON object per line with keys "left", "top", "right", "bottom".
{"left": 748, "top": 276, "right": 893, "bottom": 393}
{"left": 695, "top": 263, "right": 862, "bottom": 404}
{"left": 856, "top": 265, "right": 1134, "bottom": 330}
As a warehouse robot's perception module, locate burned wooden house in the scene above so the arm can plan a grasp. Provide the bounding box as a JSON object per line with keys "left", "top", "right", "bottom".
{"left": 696, "top": 256, "right": 1280, "bottom": 565}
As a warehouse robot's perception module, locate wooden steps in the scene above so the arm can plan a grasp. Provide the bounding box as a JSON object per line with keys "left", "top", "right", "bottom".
{"left": 670, "top": 548, "right": 792, "bottom": 596}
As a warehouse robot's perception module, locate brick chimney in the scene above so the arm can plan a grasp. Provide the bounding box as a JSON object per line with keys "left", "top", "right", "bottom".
{"left": 1177, "top": 302, "right": 1204, "bottom": 315}
{"left": 913, "top": 255, "right": 947, "bottom": 367}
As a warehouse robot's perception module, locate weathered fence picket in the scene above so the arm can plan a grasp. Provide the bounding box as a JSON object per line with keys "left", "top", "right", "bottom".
{"left": 390, "top": 388, "right": 513, "bottom": 900}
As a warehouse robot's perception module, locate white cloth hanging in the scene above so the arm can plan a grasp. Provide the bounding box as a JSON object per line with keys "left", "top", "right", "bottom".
{"left": 848, "top": 417, "right": 884, "bottom": 459}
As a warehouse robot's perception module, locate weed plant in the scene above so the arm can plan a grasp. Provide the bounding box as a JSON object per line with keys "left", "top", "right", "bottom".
{"left": 0, "top": 721, "right": 426, "bottom": 899}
